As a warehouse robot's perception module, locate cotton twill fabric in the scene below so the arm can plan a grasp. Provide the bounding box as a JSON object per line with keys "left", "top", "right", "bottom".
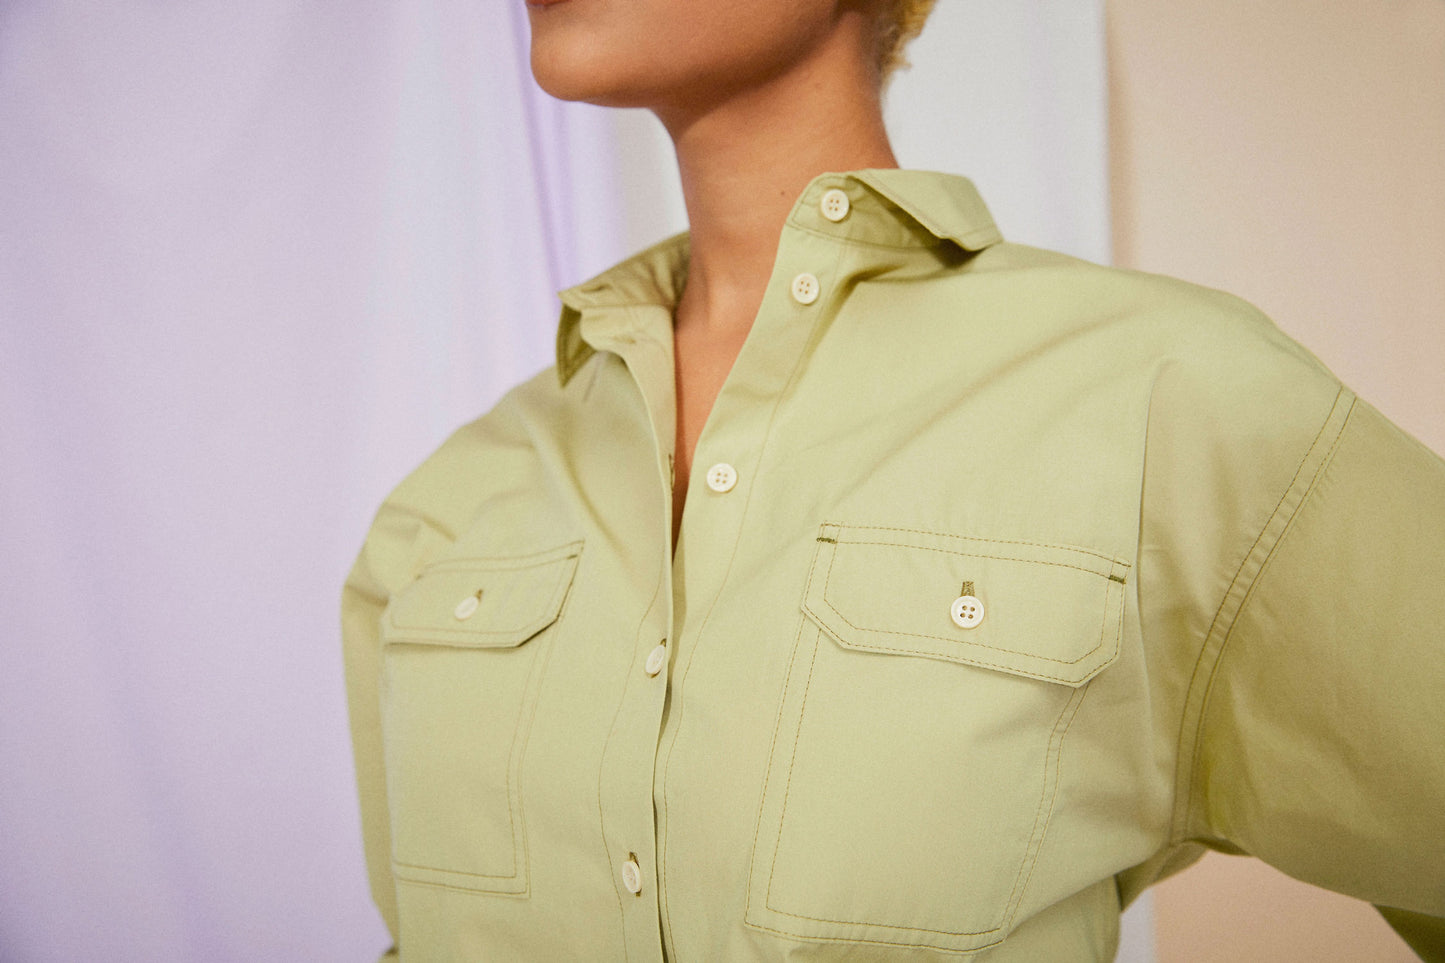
{"left": 342, "top": 170, "right": 1445, "bottom": 961}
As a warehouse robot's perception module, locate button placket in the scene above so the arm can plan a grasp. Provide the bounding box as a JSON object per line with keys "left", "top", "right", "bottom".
{"left": 678, "top": 227, "right": 842, "bottom": 554}
{"left": 653, "top": 227, "right": 848, "bottom": 959}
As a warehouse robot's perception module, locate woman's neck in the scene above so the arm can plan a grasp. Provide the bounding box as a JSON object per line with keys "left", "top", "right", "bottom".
{"left": 656, "top": 27, "right": 898, "bottom": 340}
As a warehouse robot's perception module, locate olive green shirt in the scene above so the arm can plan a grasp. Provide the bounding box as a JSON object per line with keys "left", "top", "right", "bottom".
{"left": 342, "top": 170, "right": 1445, "bottom": 961}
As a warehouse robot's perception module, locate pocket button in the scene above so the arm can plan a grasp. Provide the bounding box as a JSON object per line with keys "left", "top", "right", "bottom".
{"left": 453, "top": 594, "right": 480, "bottom": 620}
{"left": 950, "top": 594, "right": 985, "bottom": 629}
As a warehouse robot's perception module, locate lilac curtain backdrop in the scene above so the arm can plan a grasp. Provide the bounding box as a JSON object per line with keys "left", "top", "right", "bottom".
{"left": 0, "top": 2, "right": 1138, "bottom": 961}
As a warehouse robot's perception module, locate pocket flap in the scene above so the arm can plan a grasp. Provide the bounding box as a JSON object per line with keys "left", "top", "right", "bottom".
{"left": 803, "top": 525, "right": 1126, "bottom": 686}
{"left": 382, "top": 541, "right": 583, "bottom": 649}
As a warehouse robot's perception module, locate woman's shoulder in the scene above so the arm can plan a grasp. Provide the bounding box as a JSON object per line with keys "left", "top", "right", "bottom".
{"left": 385, "top": 364, "right": 564, "bottom": 511}
{"left": 978, "top": 241, "right": 1303, "bottom": 342}
{"left": 969, "top": 239, "right": 1343, "bottom": 408}
{"left": 349, "top": 365, "right": 569, "bottom": 589}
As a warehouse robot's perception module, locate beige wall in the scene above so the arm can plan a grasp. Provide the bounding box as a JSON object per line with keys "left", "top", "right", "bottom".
{"left": 1107, "top": 1, "right": 1445, "bottom": 960}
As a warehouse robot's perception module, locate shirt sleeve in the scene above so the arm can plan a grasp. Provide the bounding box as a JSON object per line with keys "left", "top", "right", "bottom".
{"left": 1181, "top": 397, "right": 1445, "bottom": 955}
{"left": 342, "top": 502, "right": 456, "bottom": 963}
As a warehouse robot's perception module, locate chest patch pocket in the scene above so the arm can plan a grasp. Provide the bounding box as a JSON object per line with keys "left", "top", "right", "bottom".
{"left": 745, "top": 524, "right": 1126, "bottom": 955}
{"left": 380, "top": 541, "right": 582, "bottom": 895}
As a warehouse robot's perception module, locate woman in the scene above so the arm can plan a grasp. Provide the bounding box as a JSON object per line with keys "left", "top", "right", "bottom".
{"left": 343, "top": 2, "right": 1445, "bottom": 959}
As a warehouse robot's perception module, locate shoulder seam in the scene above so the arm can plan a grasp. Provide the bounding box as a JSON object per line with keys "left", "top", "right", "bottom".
{"left": 1169, "top": 386, "right": 1357, "bottom": 845}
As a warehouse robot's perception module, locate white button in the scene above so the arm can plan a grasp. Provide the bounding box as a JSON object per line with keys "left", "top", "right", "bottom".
{"left": 820, "top": 188, "right": 851, "bottom": 222}
{"left": 705, "top": 463, "right": 738, "bottom": 493}
{"left": 790, "top": 272, "right": 820, "bottom": 305}
{"left": 621, "top": 858, "right": 643, "bottom": 894}
{"left": 644, "top": 643, "right": 667, "bottom": 677}
{"left": 950, "top": 595, "right": 985, "bottom": 629}
{"left": 453, "top": 595, "right": 479, "bottom": 620}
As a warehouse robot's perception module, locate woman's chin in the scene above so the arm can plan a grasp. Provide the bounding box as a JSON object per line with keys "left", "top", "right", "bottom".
{"left": 529, "top": 54, "right": 657, "bottom": 108}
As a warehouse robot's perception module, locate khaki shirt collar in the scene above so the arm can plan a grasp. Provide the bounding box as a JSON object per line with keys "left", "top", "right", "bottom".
{"left": 555, "top": 169, "right": 1002, "bottom": 385}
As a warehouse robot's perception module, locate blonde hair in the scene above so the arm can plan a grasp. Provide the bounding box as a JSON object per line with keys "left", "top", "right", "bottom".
{"left": 877, "top": 0, "right": 937, "bottom": 80}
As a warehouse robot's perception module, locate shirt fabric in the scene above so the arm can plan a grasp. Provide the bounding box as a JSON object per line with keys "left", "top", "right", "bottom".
{"left": 342, "top": 169, "right": 1445, "bottom": 961}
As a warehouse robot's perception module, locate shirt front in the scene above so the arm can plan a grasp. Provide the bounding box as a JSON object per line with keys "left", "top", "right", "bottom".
{"left": 342, "top": 170, "right": 1445, "bottom": 961}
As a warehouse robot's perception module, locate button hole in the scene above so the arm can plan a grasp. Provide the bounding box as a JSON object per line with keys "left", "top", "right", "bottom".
{"left": 1108, "top": 573, "right": 1127, "bottom": 584}
{"left": 816, "top": 536, "right": 836, "bottom": 543}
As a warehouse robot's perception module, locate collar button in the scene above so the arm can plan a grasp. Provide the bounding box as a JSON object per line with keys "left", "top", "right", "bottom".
{"left": 820, "top": 188, "right": 851, "bottom": 223}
